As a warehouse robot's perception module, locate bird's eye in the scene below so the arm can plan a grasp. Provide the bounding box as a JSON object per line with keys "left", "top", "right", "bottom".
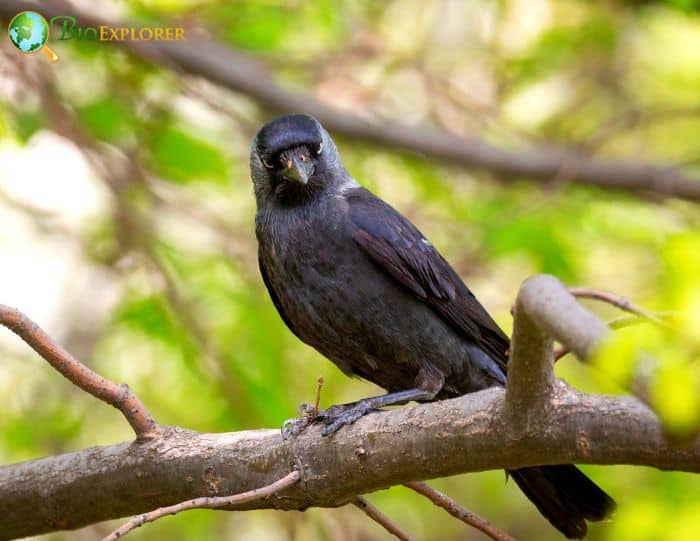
{"left": 261, "top": 156, "right": 274, "bottom": 169}
{"left": 316, "top": 142, "right": 323, "bottom": 155}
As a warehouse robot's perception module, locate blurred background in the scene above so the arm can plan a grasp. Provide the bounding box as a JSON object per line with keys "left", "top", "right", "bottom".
{"left": 0, "top": 0, "right": 699, "bottom": 540}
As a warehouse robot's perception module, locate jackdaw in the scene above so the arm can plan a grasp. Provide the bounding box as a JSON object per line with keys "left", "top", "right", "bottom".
{"left": 250, "top": 113, "right": 615, "bottom": 539}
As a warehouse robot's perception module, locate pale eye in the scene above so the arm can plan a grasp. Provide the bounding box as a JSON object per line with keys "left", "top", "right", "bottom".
{"left": 316, "top": 142, "right": 323, "bottom": 155}
{"left": 261, "top": 156, "right": 274, "bottom": 169}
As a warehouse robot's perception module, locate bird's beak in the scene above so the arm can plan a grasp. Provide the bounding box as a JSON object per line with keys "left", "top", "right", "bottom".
{"left": 283, "top": 156, "right": 314, "bottom": 185}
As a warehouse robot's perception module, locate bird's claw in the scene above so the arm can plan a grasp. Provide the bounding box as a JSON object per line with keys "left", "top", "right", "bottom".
{"left": 281, "top": 403, "right": 318, "bottom": 440}
{"left": 281, "top": 416, "right": 310, "bottom": 440}
{"left": 320, "top": 400, "right": 378, "bottom": 436}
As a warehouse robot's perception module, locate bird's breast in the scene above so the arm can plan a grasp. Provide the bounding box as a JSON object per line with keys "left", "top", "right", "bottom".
{"left": 256, "top": 201, "right": 489, "bottom": 393}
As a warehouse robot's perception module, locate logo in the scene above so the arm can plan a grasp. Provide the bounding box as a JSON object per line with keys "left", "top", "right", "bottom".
{"left": 8, "top": 11, "right": 59, "bottom": 62}
{"left": 52, "top": 16, "right": 186, "bottom": 42}
{"left": 7, "top": 12, "right": 186, "bottom": 63}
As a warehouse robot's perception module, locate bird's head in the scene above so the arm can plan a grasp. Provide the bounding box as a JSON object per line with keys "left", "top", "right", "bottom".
{"left": 250, "top": 114, "right": 344, "bottom": 206}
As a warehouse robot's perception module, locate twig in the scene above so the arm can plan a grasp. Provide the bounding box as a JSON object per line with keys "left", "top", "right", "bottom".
{"left": 353, "top": 496, "right": 417, "bottom": 541}
{"left": 102, "top": 470, "right": 301, "bottom": 541}
{"left": 568, "top": 287, "right": 666, "bottom": 325}
{"left": 554, "top": 315, "right": 650, "bottom": 362}
{"left": 313, "top": 376, "right": 324, "bottom": 417}
{"left": 0, "top": 305, "right": 159, "bottom": 440}
{"left": 405, "top": 482, "right": 517, "bottom": 541}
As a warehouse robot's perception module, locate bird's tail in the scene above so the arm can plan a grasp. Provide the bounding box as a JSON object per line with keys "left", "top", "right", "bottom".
{"left": 509, "top": 465, "right": 616, "bottom": 539}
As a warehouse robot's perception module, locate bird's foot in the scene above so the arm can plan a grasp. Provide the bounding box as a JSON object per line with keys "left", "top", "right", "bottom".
{"left": 320, "top": 399, "right": 379, "bottom": 436}
{"left": 281, "top": 401, "right": 379, "bottom": 439}
{"left": 281, "top": 402, "right": 317, "bottom": 440}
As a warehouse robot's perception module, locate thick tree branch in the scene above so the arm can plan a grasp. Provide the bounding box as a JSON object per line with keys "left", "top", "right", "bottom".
{"left": 1, "top": 388, "right": 698, "bottom": 540}
{"left": 505, "top": 275, "right": 611, "bottom": 429}
{"left": 2, "top": 380, "right": 698, "bottom": 538}
{"left": 505, "top": 279, "right": 557, "bottom": 420}
{"left": 516, "top": 276, "right": 611, "bottom": 363}
{"left": 0, "top": 305, "right": 159, "bottom": 440}
{"left": 554, "top": 315, "right": 654, "bottom": 362}
{"left": 1, "top": 275, "right": 698, "bottom": 540}
{"left": 1, "top": 231, "right": 696, "bottom": 541}
{"left": 1, "top": 0, "right": 699, "bottom": 202}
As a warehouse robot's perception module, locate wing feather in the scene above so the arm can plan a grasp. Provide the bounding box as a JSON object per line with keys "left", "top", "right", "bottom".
{"left": 347, "top": 188, "right": 509, "bottom": 371}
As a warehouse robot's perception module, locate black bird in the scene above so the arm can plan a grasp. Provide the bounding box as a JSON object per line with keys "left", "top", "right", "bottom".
{"left": 250, "top": 113, "right": 615, "bottom": 539}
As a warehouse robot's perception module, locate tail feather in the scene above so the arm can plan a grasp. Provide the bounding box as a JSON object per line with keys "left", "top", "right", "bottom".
{"left": 509, "top": 465, "right": 616, "bottom": 539}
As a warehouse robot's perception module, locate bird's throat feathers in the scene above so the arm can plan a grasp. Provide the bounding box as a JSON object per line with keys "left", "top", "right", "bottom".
{"left": 272, "top": 170, "right": 328, "bottom": 206}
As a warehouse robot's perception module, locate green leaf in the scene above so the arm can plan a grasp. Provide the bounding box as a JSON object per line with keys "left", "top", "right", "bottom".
{"left": 77, "top": 98, "right": 135, "bottom": 142}
{"left": 115, "top": 294, "right": 177, "bottom": 342}
{"left": 150, "top": 125, "right": 229, "bottom": 184}
{"left": 488, "top": 217, "right": 575, "bottom": 279}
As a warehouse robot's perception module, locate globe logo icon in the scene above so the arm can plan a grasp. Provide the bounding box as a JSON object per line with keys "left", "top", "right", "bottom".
{"left": 8, "top": 11, "right": 59, "bottom": 62}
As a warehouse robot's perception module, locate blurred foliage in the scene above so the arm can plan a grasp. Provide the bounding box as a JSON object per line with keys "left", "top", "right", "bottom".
{"left": 0, "top": 1, "right": 699, "bottom": 541}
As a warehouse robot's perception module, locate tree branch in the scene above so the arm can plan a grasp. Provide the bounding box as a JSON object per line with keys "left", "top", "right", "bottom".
{"left": 102, "top": 470, "right": 301, "bottom": 541}
{"left": 353, "top": 496, "right": 417, "bottom": 541}
{"left": 1, "top": 276, "right": 698, "bottom": 540}
{"left": 514, "top": 276, "right": 611, "bottom": 363}
{"left": 1, "top": 387, "right": 697, "bottom": 540}
{"left": 0, "top": 0, "right": 699, "bottom": 203}
{"left": 568, "top": 287, "right": 668, "bottom": 326}
{"left": 554, "top": 315, "right": 653, "bottom": 362}
{"left": 1, "top": 251, "right": 697, "bottom": 541}
{"left": 505, "top": 277, "right": 558, "bottom": 421}
{"left": 404, "top": 482, "right": 517, "bottom": 541}
{"left": 2, "top": 262, "right": 699, "bottom": 541}
{"left": 0, "top": 305, "right": 159, "bottom": 440}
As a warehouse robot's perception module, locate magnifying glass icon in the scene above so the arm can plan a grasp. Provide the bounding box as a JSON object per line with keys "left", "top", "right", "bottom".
{"left": 8, "top": 11, "right": 59, "bottom": 63}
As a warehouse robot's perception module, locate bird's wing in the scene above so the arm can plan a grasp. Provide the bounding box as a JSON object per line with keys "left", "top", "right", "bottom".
{"left": 346, "top": 187, "right": 509, "bottom": 371}
{"left": 258, "top": 253, "right": 303, "bottom": 340}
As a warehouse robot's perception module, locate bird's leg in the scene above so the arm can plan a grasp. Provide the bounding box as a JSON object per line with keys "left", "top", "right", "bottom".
{"left": 282, "top": 368, "right": 443, "bottom": 439}
{"left": 320, "top": 366, "right": 444, "bottom": 436}
{"left": 281, "top": 399, "right": 366, "bottom": 439}
{"left": 281, "top": 388, "right": 434, "bottom": 439}
{"left": 320, "top": 386, "right": 439, "bottom": 436}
